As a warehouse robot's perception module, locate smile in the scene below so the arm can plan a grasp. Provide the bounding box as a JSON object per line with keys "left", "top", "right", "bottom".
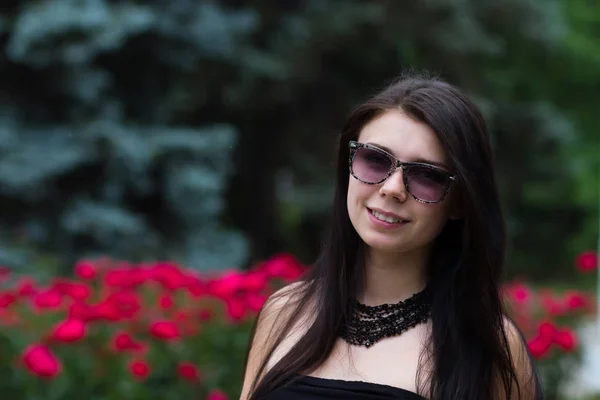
{"left": 367, "top": 208, "right": 409, "bottom": 225}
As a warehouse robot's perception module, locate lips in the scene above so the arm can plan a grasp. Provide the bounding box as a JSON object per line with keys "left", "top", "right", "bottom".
{"left": 367, "top": 207, "right": 410, "bottom": 222}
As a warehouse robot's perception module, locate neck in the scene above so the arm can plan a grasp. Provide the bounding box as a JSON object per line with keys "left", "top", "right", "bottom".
{"left": 358, "top": 246, "right": 430, "bottom": 306}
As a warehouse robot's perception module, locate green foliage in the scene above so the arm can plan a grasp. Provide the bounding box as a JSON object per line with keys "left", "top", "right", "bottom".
{"left": 0, "top": 0, "right": 260, "bottom": 271}
{"left": 0, "top": 0, "right": 596, "bottom": 279}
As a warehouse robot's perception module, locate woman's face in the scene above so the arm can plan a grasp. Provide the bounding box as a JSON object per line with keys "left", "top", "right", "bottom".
{"left": 347, "top": 109, "right": 460, "bottom": 256}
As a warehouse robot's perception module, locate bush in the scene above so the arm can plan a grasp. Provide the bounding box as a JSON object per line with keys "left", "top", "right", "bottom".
{"left": 0, "top": 251, "right": 596, "bottom": 399}
{"left": 0, "top": 254, "right": 307, "bottom": 399}
{"left": 503, "top": 249, "right": 597, "bottom": 399}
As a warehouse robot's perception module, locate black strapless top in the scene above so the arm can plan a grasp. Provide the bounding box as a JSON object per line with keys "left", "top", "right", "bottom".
{"left": 263, "top": 374, "right": 426, "bottom": 400}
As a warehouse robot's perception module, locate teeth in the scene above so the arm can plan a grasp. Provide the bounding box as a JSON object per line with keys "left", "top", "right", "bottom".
{"left": 371, "top": 210, "right": 403, "bottom": 224}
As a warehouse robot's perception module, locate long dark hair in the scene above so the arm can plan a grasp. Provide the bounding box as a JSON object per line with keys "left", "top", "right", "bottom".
{"left": 245, "top": 72, "right": 542, "bottom": 400}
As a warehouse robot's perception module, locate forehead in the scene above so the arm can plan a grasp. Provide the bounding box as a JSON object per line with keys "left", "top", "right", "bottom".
{"left": 357, "top": 110, "right": 448, "bottom": 166}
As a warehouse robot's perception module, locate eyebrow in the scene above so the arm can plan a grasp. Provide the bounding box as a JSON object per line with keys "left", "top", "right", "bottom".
{"left": 366, "top": 142, "right": 451, "bottom": 170}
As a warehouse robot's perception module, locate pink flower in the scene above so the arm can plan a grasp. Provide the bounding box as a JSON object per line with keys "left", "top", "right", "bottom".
{"left": 564, "top": 291, "right": 591, "bottom": 312}
{"left": 129, "top": 360, "right": 150, "bottom": 380}
{"left": 177, "top": 361, "right": 201, "bottom": 381}
{"left": 247, "top": 293, "right": 268, "bottom": 313}
{"left": 75, "top": 260, "right": 98, "bottom": 280}
{"left": 16, "top": 277, "right": 37, "bottom": 296}
{"left": 21, "top": 344, "right": 62, "bottom": 378}
{"left": 554, "top": 328, "right": 578, "bottom": 352}
{"left": 32, "top": 289, "right": 63, "bottom": 311}
{"left": 260, "top": 253, "right": 306, "bottom": 281}
{"left": 199, "top": 308, "right": 215, "bottom": 322}
{"left": 208, "top": 389, "right": 229, "bottom": 400}
{"left": 508, "top": 283, "right": 532, "bottom": 305}
{"left": 96, "top": 291, "right": 142, "bottom": 321}
{"left": 159, "top": 294, "right": 174, "bottom": 310}
{"left": 52, "top": 319, "right": 87, "bottom": 343}
{"left": 112, "top": 332, "right": 145, "bottom": 353}
{"left": 149, "top": 262, "right": 188, "bottom": 290}
{"left": 0, "top": 291, "right": 17, "bottom": 308}
{"left": 576, "top": 251, "right": 598, "bottom": 273}
{"left": 528, "top": 335, "right": 552, "bottom": 359}
{"left": 208, "top": 272, "right": 246, "bottom": 299}
{"left": 65, "top": 282, "right": 91, "bottom": 301}
{"left": 540, "top": 292, "right": 565, "bottom": 317}
{"left": 225, "top": 298, "right": 246, "bottom": 322}
{"left": 68, "top": 302, "right": 96, "bottom": 322}
{"left": 150, "top": 321, "right": 180, "bottom": 340}
{"left": 243, "top": 270, "right": 269, "bottom": 292}
{"left": 538, "top": 321, "right": 557, "bottom": 339}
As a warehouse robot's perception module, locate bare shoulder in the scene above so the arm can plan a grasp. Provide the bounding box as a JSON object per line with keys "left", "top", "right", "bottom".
{"left": 262, "top": 280, "right": 308, "bottom": 318}
{"left": 503, "top": 316, "right": 530, "bottom": 371}
{"left": 499, "top": 316, "right": 539, "bottom": 400}
{"left": 240, "top": 280, "right": 310, "bottom": 400}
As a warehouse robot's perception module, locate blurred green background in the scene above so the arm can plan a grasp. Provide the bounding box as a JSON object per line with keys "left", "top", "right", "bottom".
{"left": 0, "top": 0, "right": 599, "bottom": 398}
{"left": 0, "top": 0, "right": 597, "bottom": 282}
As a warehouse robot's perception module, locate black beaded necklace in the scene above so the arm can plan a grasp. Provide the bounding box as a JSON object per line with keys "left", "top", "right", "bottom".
{"left": 339, "top": 286, "right": 431, "bottom": 348}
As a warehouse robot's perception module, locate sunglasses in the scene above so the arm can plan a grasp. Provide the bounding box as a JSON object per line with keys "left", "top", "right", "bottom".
{"left": 348, "top": 141, "right": 458, "bottom": 204}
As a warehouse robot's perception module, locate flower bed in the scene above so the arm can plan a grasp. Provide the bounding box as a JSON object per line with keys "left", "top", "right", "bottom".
{"left": 0, "top": 251, "right": 596, "bottom": 399}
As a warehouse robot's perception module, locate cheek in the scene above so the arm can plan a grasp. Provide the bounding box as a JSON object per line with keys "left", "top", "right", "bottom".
{"left": 347, "top": 180, "right": 370, "bottom": 207}
{"left": 347, "top": 180, "right": 370, "bottom": 222}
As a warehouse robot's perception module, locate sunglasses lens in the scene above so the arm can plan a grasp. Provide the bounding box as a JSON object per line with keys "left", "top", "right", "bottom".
{"left": 351, "top": 147, "right": 392, "bottom": 183}
{"left": 406, "top": 165, "right": 450, "bottom": 202}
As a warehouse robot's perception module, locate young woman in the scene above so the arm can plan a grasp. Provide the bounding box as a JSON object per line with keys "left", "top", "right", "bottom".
{"left": 240, "top": 73, "right": 543, "bottom": 400}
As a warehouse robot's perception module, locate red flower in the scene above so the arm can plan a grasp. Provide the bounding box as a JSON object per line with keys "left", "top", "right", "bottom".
{"left": 112, "top": 332, "right": 145, "bottom": 353}
{"left": 199, "top": 308, "right": 215, "bottom": 322}
{"left": 94, "top": 302, "right": 121, "bottom": 321}
{"left": 150, "top": 320, "right": 180, "bottom": 340}
{"left": 32, "top": 289, "right": 63, "bottom": 311}
{"left": 159, "top": 294, "right": 174, "bottom": 310}
{"left": 554, "top": 328, "right": 578, "bottom": 352}
{"left": 0, "top": 291, "right": 17, "bottom": 308}
{"left": 16, "top": 277, "right": 37, "bottom": 296}
{"left": 96, "top": 291, "right": 142, "bottom": 321}
{"left": 540, "top": 292, "right": 565, "bottom": 317}
{"left": 208, "top": 389, "right": 229, "bottom": 400}
{"left": 186, "top": 277, "right": 205, "bottom": 297}
{"left": 178, "top": 361, "right": 201, "bottom": 381}
{"left": 528, "top": 335, "right": 552, "bottom": 359}
{"left": 260, "top": 253, "right": 306, "bottom": 281}
{"left": 75, "top": 260, "right": 98, "bottom": 280}
{"left": 129, "top": 360, "right": 150, "bottom": 380}
{"left": 112, "top": 332, "right": 146, "bottom": 353}
{"left": 505, "top": 283, "right": 532, "bottom": 305}
{"left": 22, "top": 344, "right": 62, "bottom": 378}
{"left": 65, "top": 282, "right": 91, "bottom": 301}
{"left": 68, "top": 302, "right": 96, "bottom": 322}
{"left": 208, "top": 272, "right": 245, "bottom": 299}
{"left": 538, "top": 321, "right": 557, "bottom": 338}
{"left": 564, "top": 291, "right": 591, "bottom": 312}
{"left": 150, "top": 262, "right": 188, "bottom": 290}
{"left": 243, "top": 270, "right": 269, "bottom": 292}
{"left": 576, "top": 251, "right": 598, "bottom": 273}
{"left": 52, "top": 319, "right": 87, "bottom": 343}
{"left": 247, "top": 293, "right": 268, "bottom": 313}
{"left": 225, "top": 298, "right": 246, "bottom": 322}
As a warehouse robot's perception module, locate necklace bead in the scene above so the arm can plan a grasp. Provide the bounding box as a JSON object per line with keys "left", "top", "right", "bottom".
{"left": 339, "top": 287, "right": 431, "bottom": 347}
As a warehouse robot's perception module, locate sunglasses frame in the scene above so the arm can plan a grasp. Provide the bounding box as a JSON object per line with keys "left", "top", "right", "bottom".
{"left": 348, "top": 140, "right": 458, "bottom": 204}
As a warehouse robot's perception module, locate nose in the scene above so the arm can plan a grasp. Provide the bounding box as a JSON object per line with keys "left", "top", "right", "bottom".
{"left": 378, "top": 167, "right": 408, "bottom": 202}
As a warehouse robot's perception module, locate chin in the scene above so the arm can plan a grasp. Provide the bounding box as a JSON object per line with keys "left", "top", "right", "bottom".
{"left": 359, "top": 232, "right": 408, "bottom": 253}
